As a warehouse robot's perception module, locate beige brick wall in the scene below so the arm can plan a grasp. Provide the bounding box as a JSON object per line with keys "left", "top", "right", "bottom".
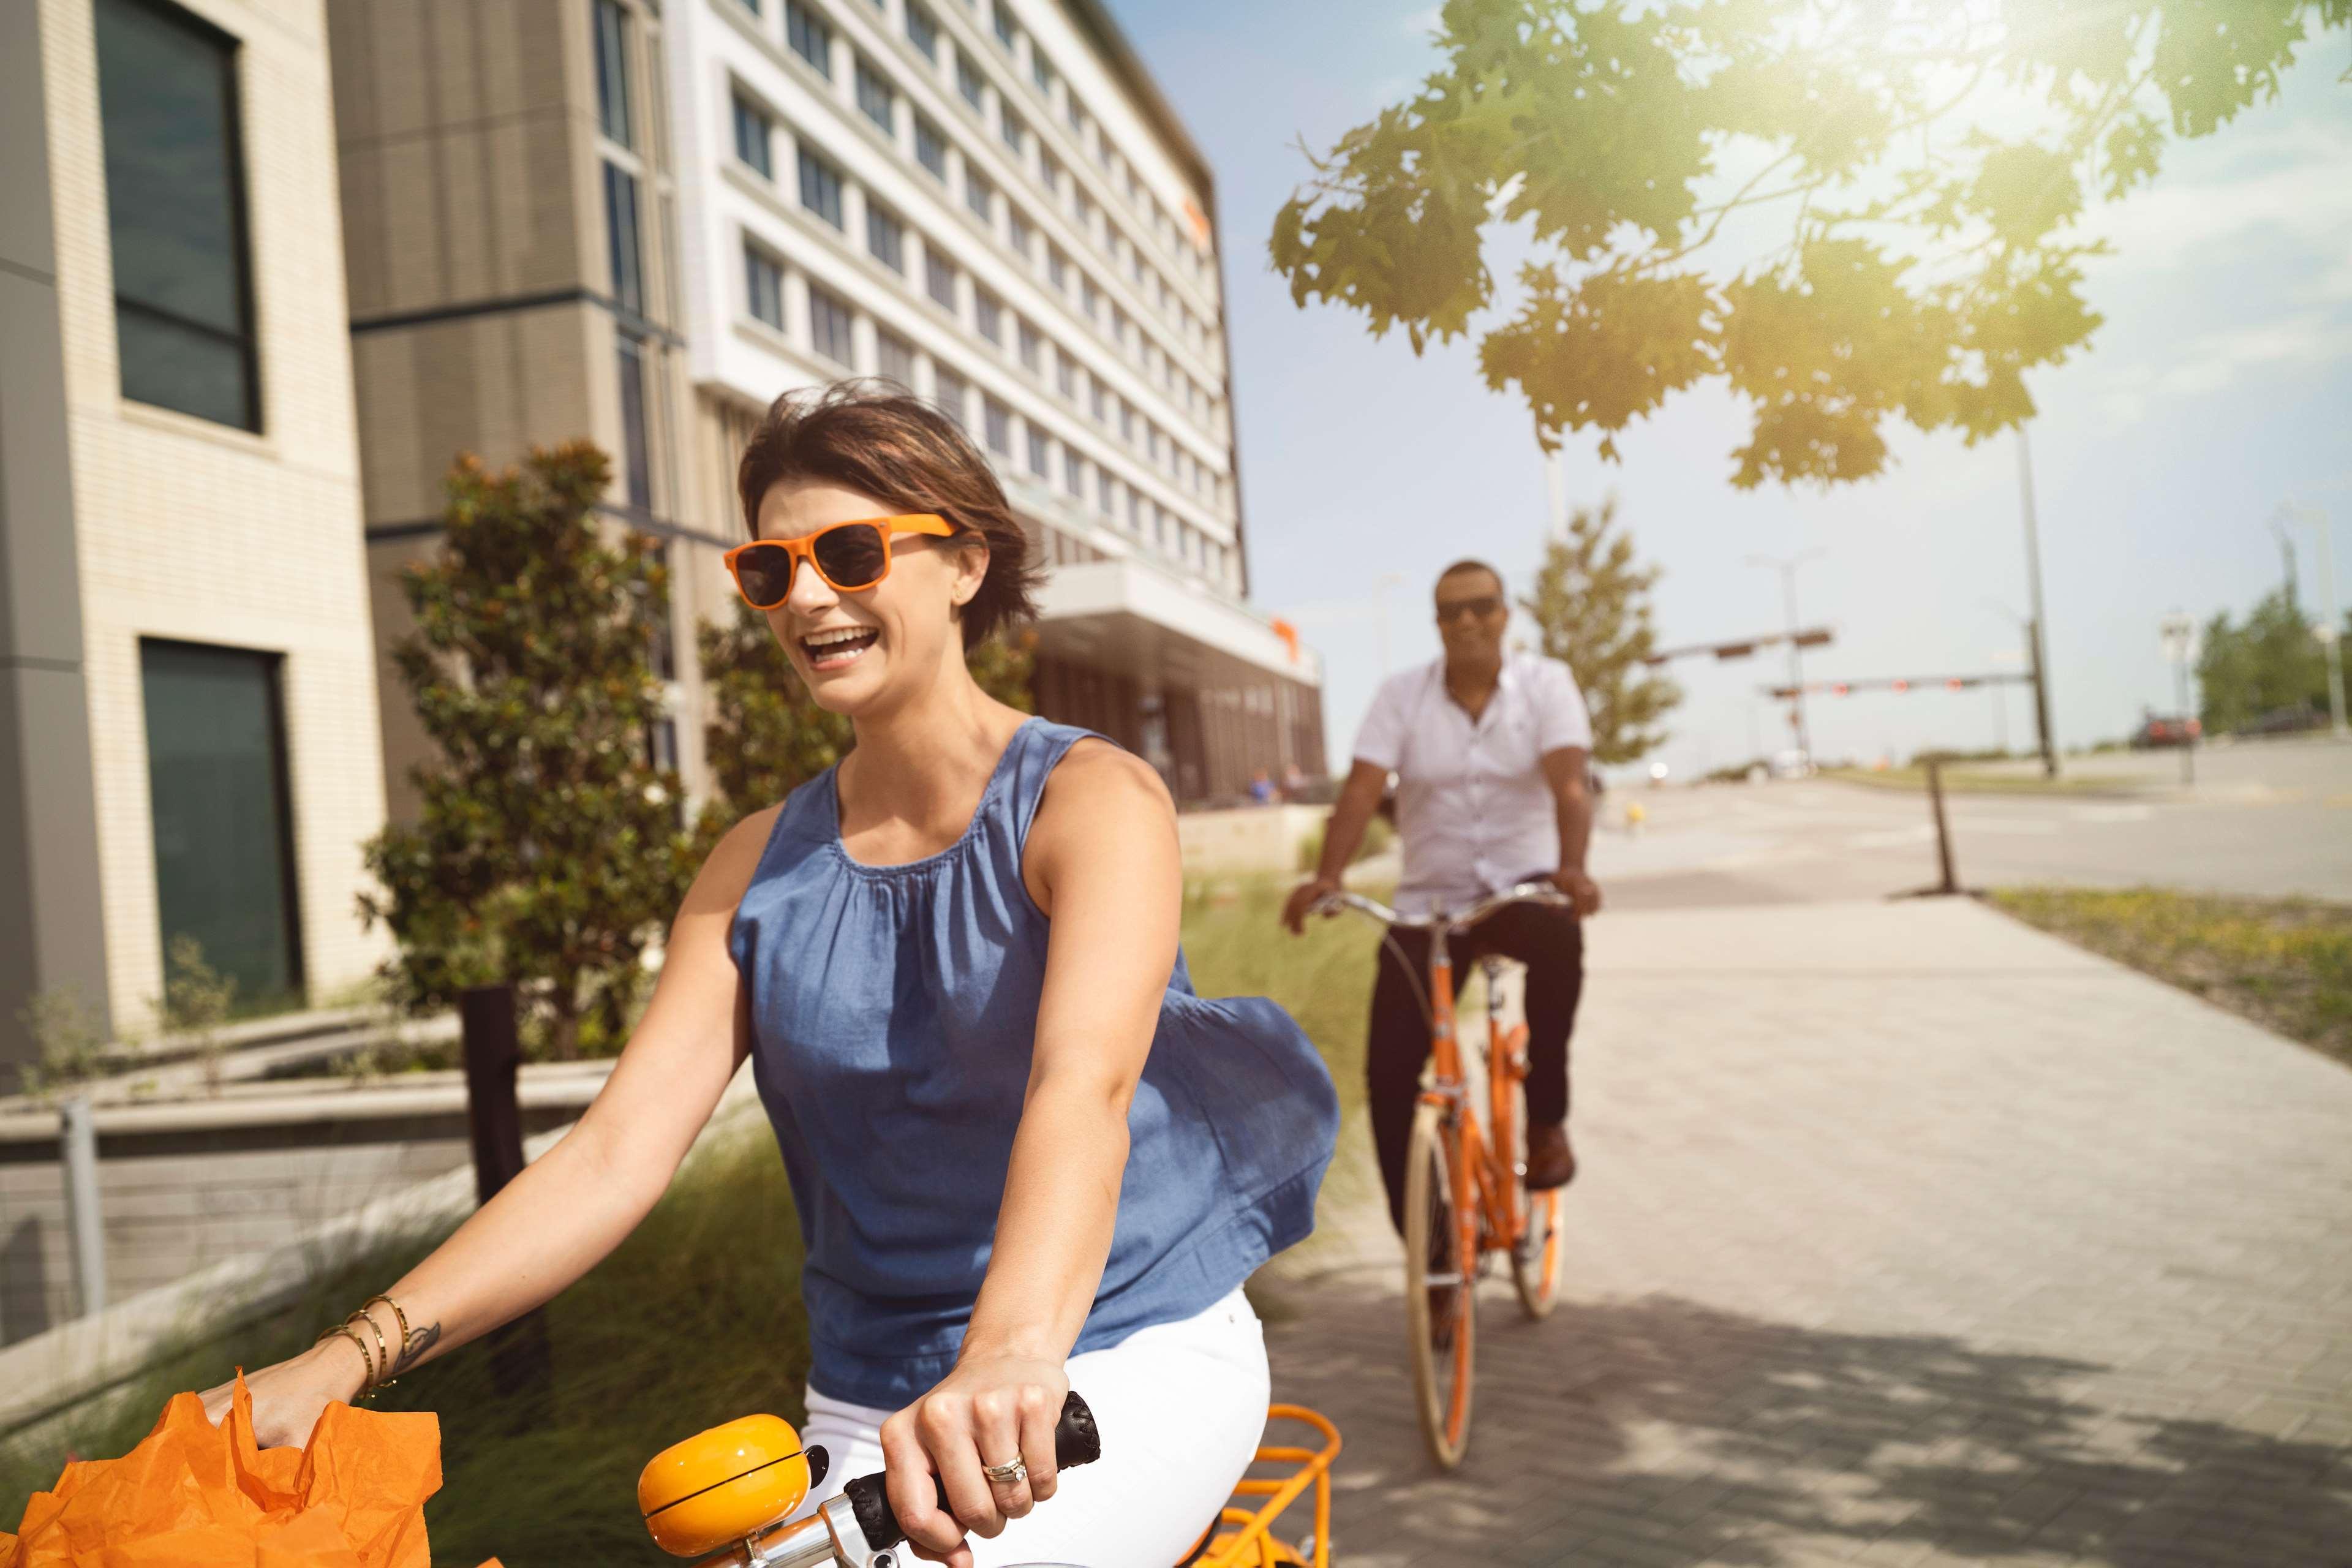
{"left": 40, "top": 0, "right": 391, "bottom": 1031}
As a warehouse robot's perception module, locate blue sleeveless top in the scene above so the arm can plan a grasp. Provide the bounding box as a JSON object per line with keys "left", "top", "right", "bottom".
{"left": 728, "top": 718, "right": 1340, "bottom": 1408}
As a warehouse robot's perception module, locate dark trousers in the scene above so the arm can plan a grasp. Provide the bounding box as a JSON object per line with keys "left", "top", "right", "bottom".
{"left": 1366, "top": 899, "right": 1584, "bottom": 1236}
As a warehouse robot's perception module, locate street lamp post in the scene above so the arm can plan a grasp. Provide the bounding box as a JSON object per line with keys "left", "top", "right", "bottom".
{"left": 2161, "top": 611, "right": 2198, "bottom": 786}
{"left": 2288, "top": 503, "right": 2346, "bottom": 736}
{"left": 2015, "top": 427, "right": 2060, "bottom": 778}
{"left": 1747, "top": 549, "right": 1826, "bottom": 764}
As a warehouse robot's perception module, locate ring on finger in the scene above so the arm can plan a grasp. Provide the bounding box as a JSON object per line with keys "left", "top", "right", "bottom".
{"left": 982, "top": 1458, "right": 1028, "bottom": 1486}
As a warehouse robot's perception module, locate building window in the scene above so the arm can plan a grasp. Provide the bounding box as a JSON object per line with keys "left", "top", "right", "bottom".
{"left": 594, "top": 0, "right": 633, "bottom": 147}
{"left": 876, "top": 326, "right": 916, "bottom": 388}
{"left": 984, "top": 396, "right": 1012, "bottom": 455}
{"left": 1119, "top": 401, "right": 1134, "bottom": 443}
{"left": 1016, "top": 318, "right": 1041, "bottom": 372}
{"left": 1065, "top": 92, "right": 1084, "bottom": 136}
{"left": 1047, "top": 246, "right": 1066, "bottom": 291}
{"left": 1065, "top": 452, "right": 1085, "bottom": 499}
{"left": 1031, "top": 50, "right": 1053, "bottom": 94}
{"left": 799, "top": 147, "right": 844, "bottom": 228}
{"left": 141, "top": 640, "right": 303, "bottom": 1008}
{"left": 733, "top": 93, "right": 773, "bottom": 177}
{"left": 965, "top": 168, "right": 992, "bottom": 224}
{"left": 867, "top": 201, "right": 905, "bottom": 272}
{"left": 1001, "top": 108, "right": 1025, "bottom": 156}
{"left": 934, "top": 364, "right": 968, "bottom": 428}
{"left": 956, "top": 50, "right": 984, "bottom": 110}
{"left": 925, "top": 248, "right": 957, "bottom": 311}
{"left": 1027, "top": 426, "right": 1049, "bottom": 478}
{"left": 95, "top": 0, "right": 260, "bottom": 431}
{"left": 1056, "top": 353, "right": 1074, "bottom": 400}
{"left": 745, "top": 244, "right": 784, "bottom": 328}
{"left": 617, "top": 333, "right": 654, "bottom": 510}
{"left": 1124, "top": 485, "right": 1139, "bottom": 530}
{"left": 809, "top": 284, "right": 854, "bottom": 365}
{"left": 1040, "top": 151, "right": 1061, "bottom": 195}
{"left": 1008, "top": 209, "right": 1031, "bottom": 259}
{"left": 855, "top": 56, "right": 894, "bottom": 133}
{"left": 1081, "top": 277, "right": 1099, "bottom": 320}
{"left": 990, "top": 1, "right": 1015, "bottom": 49}
{"left": 1101, "top": 473, "right": 1118, "bottom": 517}
{"left": 604, "top": 162, "right": 644, "bottom": 314}
{"left": 906, "top": 0, "right": 938, "bottom": 59}
{"left": 1076, "top": 189, "right": 1094, "bottom": 233}
{"left": 786, "top": 0, "right": 832, "bottom": 77}
{"left": 974, "top": 287, "right": 1002, "bottom": 345}
{"left": 915, "top": 116, "right": 949, "bottom": 179}
{"left": 1089, "top": 379, "right": 1105, "bottom": 423}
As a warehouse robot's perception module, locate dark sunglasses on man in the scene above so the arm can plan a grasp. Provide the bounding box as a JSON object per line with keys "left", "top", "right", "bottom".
{"left": 1434, "top": 595, "right": 1505, "bottom": 625}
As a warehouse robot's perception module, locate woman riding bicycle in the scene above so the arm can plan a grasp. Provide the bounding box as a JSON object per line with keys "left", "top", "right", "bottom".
{"left": 204, "top": 383, "right": 1340, "bottom": 1568}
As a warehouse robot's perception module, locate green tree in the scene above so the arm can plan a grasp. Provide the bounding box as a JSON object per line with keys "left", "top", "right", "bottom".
{"left": 361, "top": 444, "right": 696, "bottom": 1060}
{"left": 1520, "top": 499, "right": 1681, "bottom": 763}
{"left": 695, "top": 603, "right": 1036, "bottom": 831}
{"left": 2195, "top": 588, "right": 2334, "bottom": 733}
{"left": 1272, "top": 0, "right": 2348, "bottom": 487}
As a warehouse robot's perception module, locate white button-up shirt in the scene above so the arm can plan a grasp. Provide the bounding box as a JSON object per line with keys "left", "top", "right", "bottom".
{"left": 1351, "top": 654, "right": 1594, "bottom": 919}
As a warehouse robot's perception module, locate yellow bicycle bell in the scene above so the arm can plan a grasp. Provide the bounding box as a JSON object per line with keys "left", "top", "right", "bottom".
{"left": 638, "top": 1414, "right": 829, "bottom": 1557}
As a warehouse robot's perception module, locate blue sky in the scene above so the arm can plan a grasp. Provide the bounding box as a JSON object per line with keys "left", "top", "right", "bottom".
{"left": 1106, "top": 2, "right": 2352, "bottom": 777}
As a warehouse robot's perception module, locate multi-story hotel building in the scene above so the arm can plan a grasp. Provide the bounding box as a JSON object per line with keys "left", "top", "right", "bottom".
{"left": 1, "top": 0, "right": 390, "bottom": 1069}
{"left": 662, "top": 0, "right": 1325, "bottom": 800}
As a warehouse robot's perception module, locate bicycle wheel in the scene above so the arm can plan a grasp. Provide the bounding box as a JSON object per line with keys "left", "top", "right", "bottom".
{"left": 1508, "top": 1078, "right": 1565, "bottom": 1319}
{"left": 1401, "top": 1099, "right": 1475, "bottom": 1468}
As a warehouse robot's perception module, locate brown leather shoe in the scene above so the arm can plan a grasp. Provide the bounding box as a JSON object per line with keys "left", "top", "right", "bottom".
{"left": 1525, "top": 1121, "right": 1577, "bottom": 1189}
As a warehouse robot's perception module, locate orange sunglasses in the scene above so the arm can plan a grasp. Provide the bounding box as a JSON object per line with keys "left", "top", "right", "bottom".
{"left": 722, "top": 514, "right": 956, "bottom": 609}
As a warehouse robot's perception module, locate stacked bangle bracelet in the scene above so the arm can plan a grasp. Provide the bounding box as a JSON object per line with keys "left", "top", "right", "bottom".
{"left": 315, "top": 1292, "right": 415, "bottom": 1397}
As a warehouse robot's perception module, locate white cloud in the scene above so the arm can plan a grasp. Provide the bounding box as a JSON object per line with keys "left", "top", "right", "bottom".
{"left": 2095, "top": 311, "right": 2352, "bottom": 425}
{"left": 2081, "top": 118, "right": 2352, "bottom": 279}
{"left": 1400, "top": 6, "right": 1443, "bottom": 39}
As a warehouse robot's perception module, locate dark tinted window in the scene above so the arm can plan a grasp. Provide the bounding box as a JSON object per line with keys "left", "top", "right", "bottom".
{"left": 603, "top": 162, "right": 643, "bottom": 312}
{"left": 746, "top": 245, "right": 783, "bottom": 328}
{"left": 617, "top": 334, "right": 652, "bottom": 510}
{"left": 915, "top": 117, "right": 949, "bottom": 179}
{"left": 905, "top": 1, "right": 938, "bottom": 60}
{"left": 594, "top": 0, "right": 632, "bottom": 146}
{"left": 96, "top": 0, "right": 258, "bottom": 430}
{"left": 786, "top": 1, "right": 831, "bottom": 76}
{"left": 867, "top": 202, "right": 905, "bottom": 273}
{"left": 798, "top": 148, "right": 843, "bottom": 228}
{"left": 733, "top": 94, "right": 772, "bottom": 177}
{"left": 141, "top": 639, "right": 301, "bottom": 1006}
{"left": 855, "top": 58, "right": 894, "bottom": 132}
{"left": 809, "top": 285, "right": 854, "bottom": 366}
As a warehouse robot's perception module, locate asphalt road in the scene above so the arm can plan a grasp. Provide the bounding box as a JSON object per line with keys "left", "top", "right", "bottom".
{"left": 1588, "top": 734, "right": 2352, "bottom": 908}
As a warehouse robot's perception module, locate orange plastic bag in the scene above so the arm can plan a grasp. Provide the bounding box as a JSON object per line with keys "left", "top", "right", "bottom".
{"left": 0, "top": 1375, "right": 499, "bottom": 1568}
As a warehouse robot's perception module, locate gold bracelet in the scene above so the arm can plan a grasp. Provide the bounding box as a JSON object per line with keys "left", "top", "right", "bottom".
{"left": 317, "top": 1322, "right": 377, "bottom": 1389}
{"left": 345, "top": 1310, "right": 390, "bottom": 1386}
{"left": 361, "top": 1294, "right": 412, "bottom": 1387}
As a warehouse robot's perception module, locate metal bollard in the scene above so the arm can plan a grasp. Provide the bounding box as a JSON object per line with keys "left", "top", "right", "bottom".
{"left": 61, "top": 1095, "right": 106, "bottom": 1318}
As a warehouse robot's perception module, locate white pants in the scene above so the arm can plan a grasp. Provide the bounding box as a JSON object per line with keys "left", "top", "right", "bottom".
{"left": 788, "top": 1287, "right": 1269, "bottom": 1568}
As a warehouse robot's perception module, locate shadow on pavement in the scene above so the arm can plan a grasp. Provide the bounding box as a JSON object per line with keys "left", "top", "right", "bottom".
{"left": 1262, "top": 1284, "right": 2350, "bottom": 1567}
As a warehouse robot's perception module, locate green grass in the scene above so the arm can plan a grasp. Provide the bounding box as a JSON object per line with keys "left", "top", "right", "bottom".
{"left": 1991, "top": 886, "right": 2352, "bottom": 1069}
{"left": 3, "top": 881, "right": 1376, "bottom": 1565}
{"left": 1823, "top": 764, "right": 2138, "bottom": 796}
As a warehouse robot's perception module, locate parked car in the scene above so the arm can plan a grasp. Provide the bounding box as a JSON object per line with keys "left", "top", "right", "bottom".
{"left": 2237, "top": 704, "right": 2326, "bottom": 737}
{"left": 2131, "top": 712, "right": 2201, "bottom": 748}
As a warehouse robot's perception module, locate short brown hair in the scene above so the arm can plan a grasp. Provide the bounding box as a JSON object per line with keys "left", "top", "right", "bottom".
{"left": 1436, "top": 559, "right": 1504, "bottom": 595}
{"left": 736, "top": 380, "right": 1041, "bottom": 649}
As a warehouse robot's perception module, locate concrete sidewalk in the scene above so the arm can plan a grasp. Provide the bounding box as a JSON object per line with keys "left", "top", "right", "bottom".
{"left": 1254, "top": 897, "right": 2352, "bottom": 1567}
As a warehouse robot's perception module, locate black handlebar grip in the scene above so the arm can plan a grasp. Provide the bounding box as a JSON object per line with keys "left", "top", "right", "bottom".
{"left": 843, "top": 1391, "right": 1100, "bottom": 1550}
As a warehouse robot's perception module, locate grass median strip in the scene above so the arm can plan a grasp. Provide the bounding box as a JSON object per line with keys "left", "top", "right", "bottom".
{"left": 1991, "top": 886, "right": 2352, "bottom": 1069}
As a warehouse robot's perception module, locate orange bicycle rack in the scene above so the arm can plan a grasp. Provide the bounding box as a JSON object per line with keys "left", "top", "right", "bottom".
{"left": 1188, "top": 1406, "right": 1342, "bottom": 1568}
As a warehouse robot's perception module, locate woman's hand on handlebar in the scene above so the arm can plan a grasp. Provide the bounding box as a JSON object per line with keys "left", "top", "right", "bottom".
{"left": 1281, "top": 875, "right": 1340, "bottom": 935}
{"left": 879, "top": 1351, "right": 1069, "bottom": 1566}
{"left": 197, "top": 1335, "right": 370, "bottom": 1450}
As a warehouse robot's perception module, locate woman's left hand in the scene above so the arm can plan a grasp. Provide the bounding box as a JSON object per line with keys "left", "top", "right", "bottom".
{"left": 878, "top": 1352, "right": 1069, "bottom": 1567}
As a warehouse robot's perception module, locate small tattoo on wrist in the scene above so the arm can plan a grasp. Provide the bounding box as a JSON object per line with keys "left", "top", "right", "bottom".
{"left": 391, "top": 1322, "right": 440, "bottom": 1375}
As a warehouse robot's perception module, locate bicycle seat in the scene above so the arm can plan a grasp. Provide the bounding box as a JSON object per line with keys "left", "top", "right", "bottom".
{"left": 637, "top": 1414, "right": 829, "bottom": 1556}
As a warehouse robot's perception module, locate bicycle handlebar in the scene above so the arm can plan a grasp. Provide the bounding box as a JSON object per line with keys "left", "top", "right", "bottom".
{"left": 841, "top": 1393, "right": 1101, "bottom": 1555}
{"left": 1311, "top": 880, "right": 1569, "bottom": 933}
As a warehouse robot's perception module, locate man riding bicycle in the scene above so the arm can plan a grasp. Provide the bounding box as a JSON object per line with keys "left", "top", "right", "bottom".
{"left": 1283, "top": 559, "right": 1599, "bottom": 1232}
